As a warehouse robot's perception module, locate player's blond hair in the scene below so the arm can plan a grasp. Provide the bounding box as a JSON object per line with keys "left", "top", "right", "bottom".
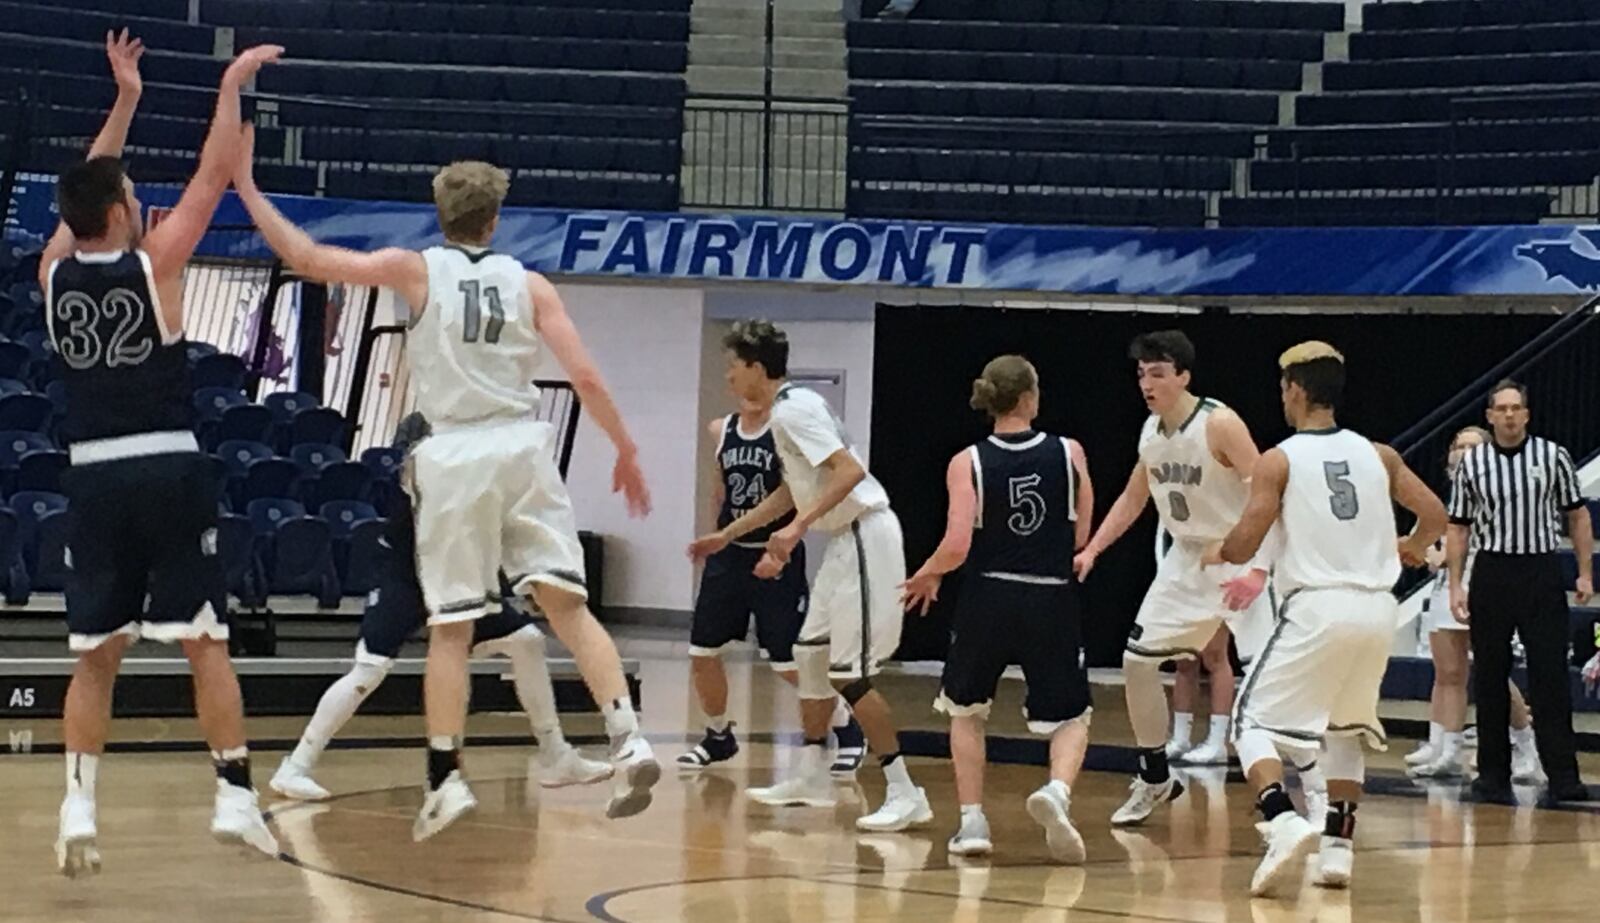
{"left": 432, "top": 161, "right": 509, "bottom": 244}
{"left": 970, "top": 355, "right": 1037, "bottom": 417}
{"left": 1278, "top": 340, "right": 1344, "bottom": 369}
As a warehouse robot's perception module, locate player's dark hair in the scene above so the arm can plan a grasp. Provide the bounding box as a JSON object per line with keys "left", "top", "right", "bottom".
{"left": 970, "top": 355, "right": 1037, "bottom": 417}
{"left": 1128, "top": 330, "right": 1195, "bottom": 373}
{"left": 1282, "top": 357, "right": 1345, "bottom": 411}
{"left": 1486, "top": 379, "right": 1529, "bottom": 408}
{"left": 723, "top": 319, "right": 788, "bottom": 380}
{"left": 57, "top": 156, "right": 130, "bottom": 240}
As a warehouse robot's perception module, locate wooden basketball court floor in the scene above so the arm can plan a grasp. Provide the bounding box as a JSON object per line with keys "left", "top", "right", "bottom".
{"left": 5, "top": 647, "right": 1600, "bottom": 923}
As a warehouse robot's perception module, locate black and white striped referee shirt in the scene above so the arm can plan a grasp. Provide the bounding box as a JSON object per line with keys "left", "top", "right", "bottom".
{"left": 1447, "top": 435, "right": 1585, "bottom": 555}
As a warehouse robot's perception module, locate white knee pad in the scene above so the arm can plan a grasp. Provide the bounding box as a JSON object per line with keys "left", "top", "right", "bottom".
{"left": 1234, "top": 728, "right": 1284, "bottom": 775}
{"left": 794, "top": 643, "right": 833, "bottom": 700}
{"left": 1322, "top": 735, "right": 1366, "bottom": 783}
{"left": 342, "top": 659, "right": 390, "bottom": 696}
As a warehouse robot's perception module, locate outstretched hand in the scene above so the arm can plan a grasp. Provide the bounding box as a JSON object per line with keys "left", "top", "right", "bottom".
{"left": 224, "top": 44, "right": 284, "bottom": 88}
{"left": 900, "top": 571, "right": 942, "bottom": 616}
{"left": 613, "top": 451, "right": 651, "bottom": 518}
{"left": 106, "top": 29, "right": 144, "bottom": 97}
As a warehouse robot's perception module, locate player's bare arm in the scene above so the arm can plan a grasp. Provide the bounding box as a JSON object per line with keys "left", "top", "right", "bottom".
{"left": 531, "top": 271, "right": 650, "bottom": 518}
{"left": 1446, "top": 522, "right": 1472, "bottom": 624}
{"left": 233, "top": 126, "right": 428, "bottom": 309}
{"left": 753, "top": 448, "right": 864, "bottom": 579}
{"left": 1376, "top": 443, "right": 1447, "bottom": 568}
{"left": 1206, "top": 407, "right": 1261, "bottom": 474}
{"left": 144, "top": 44, "right": 282, "bottom": 294}
{"left": 689, "top": 483, "right": 795, "bottom": 561}
{"left": 38, "top": 30, "right": 145, "bottom": 283}
{"left": 1067, "top": 439, "right": 1094, "bottom": 551}
{"left": 1218, "top": 448, "right": 1289, "bottom": 565}
{"left": 902, "top": 451, "right": 978, "bottom": 615}
{"left": 1073, "top": 461, "right": 1151, "bottom": 580}
{"left": 706, "top": 418, "right": 726, "bottom": 518}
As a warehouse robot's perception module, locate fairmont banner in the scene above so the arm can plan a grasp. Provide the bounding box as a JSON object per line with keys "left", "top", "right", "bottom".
{"left": 8, "top": 173, "right": 1600, "bottom": 297}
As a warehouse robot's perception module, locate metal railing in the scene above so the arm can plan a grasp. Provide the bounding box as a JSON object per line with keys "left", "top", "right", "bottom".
{"left": 682, "top": 95, "right": 848, "bottom": 212}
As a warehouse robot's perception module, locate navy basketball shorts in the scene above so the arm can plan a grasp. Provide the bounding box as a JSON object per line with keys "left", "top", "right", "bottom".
{"left": 60, "top": 452, "right": 229, "bottom": 651}
{"left": 357, "top": 493, "right": 540, "bottom": 666}
{"left": 690, "top": 543, "right": 808, "bottom": 669}
{"left": 934, "top": 574, "right": 1091, "bottom": 733}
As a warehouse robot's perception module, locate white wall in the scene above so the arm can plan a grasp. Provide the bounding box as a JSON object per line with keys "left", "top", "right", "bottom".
{"left": 534, "top": 284, "right": 705, "bottom": 612}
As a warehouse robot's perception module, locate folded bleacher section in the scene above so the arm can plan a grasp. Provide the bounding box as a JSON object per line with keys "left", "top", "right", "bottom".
{"left": 849, "top": 0, "right": 1600, "bottom": 228}
{"left": 0, "top": 244, "right": 383, "bottom": 610}
{"left": 847, "top": 0, "right": 1344, "bottom": 226}
{"left": 0, "top": 0, "right": 689, "bottom": 211}
{"left": 1225, "top": 0, "right": 1600, "bottom": 226}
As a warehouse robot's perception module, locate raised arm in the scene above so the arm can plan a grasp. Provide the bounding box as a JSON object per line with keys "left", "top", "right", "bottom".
{"left": 143, "top": 44, "right": 284, "bottom": 288}
{"left": 1377, "top": 443, "right": 1447, "bottom": 568}
{"left": 234, "top": 125, "right": 427, "bottom": 308}
{"left": 1073, "top": 460, "right": 1150, "bottom": 579}
{"left": 39, "top": 31, "right": 146, "bottom": 284}
{"left": 1219, "top": 448, "right": 1289, "bottom": 565}
{"left": 531, "top": 271, "right": 649, "bottom": 517}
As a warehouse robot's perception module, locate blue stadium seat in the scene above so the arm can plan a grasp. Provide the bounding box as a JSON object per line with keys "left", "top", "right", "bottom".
{"left": 306, "top": 461, "right": 372, "bottom": 507}
{"left": 31, "top": 509, "right": 70, "bottom": 592}
{"left": 0, "top": 430, "right": 52, "bottom": 492}
{"left": 192, "top": 353, "right": 247, "bottom": 390}
{"left": 194, "top": 386, "right": 247, "bottom": 426}
{"left": 268, "top": 516, "right": 340, "bottom": 607}
{"left": 361, "top": 446, "right": 404, "bottom": 480}
{"left": 0, "top": 507, "right": 25, "bottom": 604}
{"left": 16, "top": 449, "right": 67, "bottom": 494}
{"left": 10, "top": 490, "right": 67, "bottom": 573}
{"left": 320, "top": 500, "right": 378, "bottom": 541}
{"left": 239, "top": 457, "right": 302, "bottom": 507}
{"left": 287, "top": 407, "right": 347, "bottom": 451}
{"left": 0, "top": 342, "right": 38, "bottom": 388}
{"left": 216, "top": 439, "right": 275, "bottom": 479}
{"left": 291, "top": 443, "right": 347, "bottom": 474}
{"left": 0, "top": 377, "right": 29, "bottom": 397}
{"left": 217, "top": 403, "right": 274, "bottom": 446}
{"left": 216, "top": 511, "right": 265, "bottom": 607}
{"left": 341, "top": 517, "right": 388, "bottom": 595}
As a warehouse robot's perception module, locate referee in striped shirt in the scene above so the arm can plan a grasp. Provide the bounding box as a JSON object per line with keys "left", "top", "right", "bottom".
{"left": 1447, "top": 380, "right": 1592, "bottom": 803}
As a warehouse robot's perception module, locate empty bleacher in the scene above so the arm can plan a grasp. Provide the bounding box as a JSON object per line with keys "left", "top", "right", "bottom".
{"left": 847, "top": 0, "right": 1343, "bottom": 226}
{"left": 0, "top": 0, "right": 689, "bottom": 210}
{"left": 847, "top": 0, "right": 1600, "bottom": 228}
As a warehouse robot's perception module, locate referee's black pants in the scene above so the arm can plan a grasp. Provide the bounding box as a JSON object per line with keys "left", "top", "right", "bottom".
{"left": 1468, "top": 552, "right": 1581, "bottom": 789}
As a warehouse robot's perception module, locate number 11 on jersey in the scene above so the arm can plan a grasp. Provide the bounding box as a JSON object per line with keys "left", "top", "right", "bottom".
{"left": 459, "top": 280, "right": 505, "bottom": 344}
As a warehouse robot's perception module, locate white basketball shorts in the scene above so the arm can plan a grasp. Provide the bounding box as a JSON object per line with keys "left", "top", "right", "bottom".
{"left": 1233, "top": 586, "right": 1396, "bottom": 751}
{"left": 1125, "top": 538, "right": 1272, "bottom": 664}
{"left": 799, "top": 508, "right": 906, "bottom": 680}
{"left": 409, "top": 419, "right": 586, "bottom": 626}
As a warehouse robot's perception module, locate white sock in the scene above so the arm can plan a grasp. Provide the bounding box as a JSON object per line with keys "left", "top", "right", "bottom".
{"left": 1044, "top": 778, "right": 1071, "bottom": 802}
{"left": 831, "top": 697, "right": 851, "bottom": 727}
{"left": 1441, "top": 731, "right": 1464, "bottom": 756}
{"left": 705, "top": 714, "right": 730, "bottom": 734}
{"left": 1205, "top": 715, "right": 1230, "bottom": 747}
{"left": 66, "top": 752, "right": 98, "bottom": 801}
{"left": 601, "top": 698, "right": 639, "bottom": 740}
{"left": 292, "top": 662, "right": 385, "bottom": 770}
{"left": 1427, "top": 721, "right": 1444, "bottom": 750}
{"left": 1169, "top": 712, "right": 1194, "bottom": 745}
{"left": 882, "top": 755, "right": 913, "bottom": 791}
{"left": 1511, "top": 725, "right": 1535, "bottom": 746}
{"left": 960, "top": 802, "right": 985, "bottom": 820}
{"left": 799, "top": 741, "right": 828, "bottom": 779}
{"left": 499, "top": 633, "right": 566, "bottom": 750}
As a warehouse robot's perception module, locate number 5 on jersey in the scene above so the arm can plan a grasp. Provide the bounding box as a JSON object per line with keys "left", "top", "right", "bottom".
{"left": 1008, "top": 474, "right": 1045, "bottom": 536}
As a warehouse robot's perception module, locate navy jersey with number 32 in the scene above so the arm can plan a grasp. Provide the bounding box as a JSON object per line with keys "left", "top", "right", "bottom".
{"left": 716, "top": 415, "right": 793, "bottom": 545}
{"left": 968, "top": 431, "right": 1077, "bottom": 579}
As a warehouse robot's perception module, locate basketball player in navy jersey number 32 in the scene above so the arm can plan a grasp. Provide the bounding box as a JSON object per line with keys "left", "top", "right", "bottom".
{"left": 234, "top": 134, "right": 658, "bottom": 837}
{"left": 42, "top": 36, "right": 283, "bottom": 877}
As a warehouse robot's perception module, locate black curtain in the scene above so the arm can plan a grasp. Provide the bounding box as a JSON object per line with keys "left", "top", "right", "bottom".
{"left": 871, "top": 304, "right": 1558, "bottom": 666}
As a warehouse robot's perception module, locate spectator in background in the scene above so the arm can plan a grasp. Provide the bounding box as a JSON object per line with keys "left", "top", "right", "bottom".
{"left": 1448, "top": 380, "right": 1592, "bottom": 805}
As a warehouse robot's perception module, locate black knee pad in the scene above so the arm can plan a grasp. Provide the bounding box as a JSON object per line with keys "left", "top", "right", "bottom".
{"left": 839, "top": 677, "right": 873, "bottom": 706}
